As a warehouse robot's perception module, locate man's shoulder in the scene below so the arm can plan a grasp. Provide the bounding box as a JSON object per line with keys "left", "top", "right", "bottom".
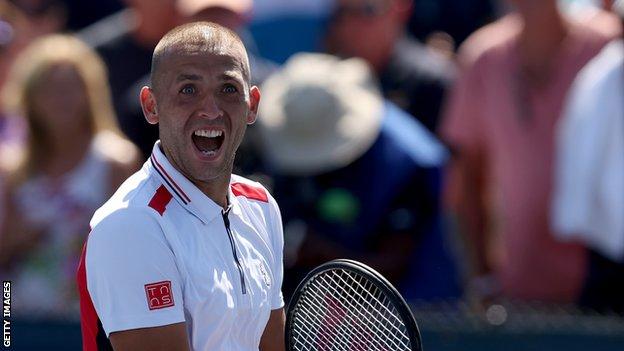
{"left": 230, "top": 175, "right": 272, "bottom": 204}
{"left": 230, "top": 175, "right": 283, "bottom": 246}
{"left": 230, "top": 175, "right": 282, "bottom": 219}
{"left": 456, "top": 14, "right": 521, "bottom": 68}
{"left": 91, "top": 168, "right": 167, "bottom": 230}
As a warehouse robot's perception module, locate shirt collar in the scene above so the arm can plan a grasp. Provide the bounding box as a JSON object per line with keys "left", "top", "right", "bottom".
{"left": 148, "top": 141, "right": 242, "bottom": 224}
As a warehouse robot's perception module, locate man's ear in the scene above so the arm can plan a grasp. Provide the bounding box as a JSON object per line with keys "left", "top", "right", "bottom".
{"left": 247, "top": 86, "right": 261, "bottom": 125}
{"left": 140, "top": 86, "right": 159, "bottom": 125}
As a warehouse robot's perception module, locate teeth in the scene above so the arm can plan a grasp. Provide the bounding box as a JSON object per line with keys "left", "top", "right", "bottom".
{"left": 200, "top": 150, "right": 217, "bottom": 156}
{"left": 194, "top": 130, "right": 223, "bottom": 138}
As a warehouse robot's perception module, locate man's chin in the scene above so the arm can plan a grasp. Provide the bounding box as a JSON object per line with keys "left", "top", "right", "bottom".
{"left": 191, "top": 162, "right": 232, "bottom": 183}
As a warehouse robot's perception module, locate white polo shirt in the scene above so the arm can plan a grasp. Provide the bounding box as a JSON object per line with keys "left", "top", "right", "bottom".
{"left": 77, "top": 142, "right": 285, "bottom": 351}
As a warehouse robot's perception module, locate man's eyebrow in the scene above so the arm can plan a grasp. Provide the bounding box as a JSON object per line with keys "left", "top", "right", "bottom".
{"left": 176, "top": 73, "right": 203, "bottom": 82}
{"left": 219, "top": 72, "right": 244, "bottom": 82}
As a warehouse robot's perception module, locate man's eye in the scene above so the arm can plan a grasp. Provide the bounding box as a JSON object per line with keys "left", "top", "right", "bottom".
{"left": 223, "top": 84, "right": 238, "bottom": 94}
{"left": 180, "top": 86, "right": 196, "bottom": 94}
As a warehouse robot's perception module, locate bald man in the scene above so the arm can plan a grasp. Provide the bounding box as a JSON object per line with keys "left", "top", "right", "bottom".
{"left": 77, "top": 22, "right": 286, "bottom": 351}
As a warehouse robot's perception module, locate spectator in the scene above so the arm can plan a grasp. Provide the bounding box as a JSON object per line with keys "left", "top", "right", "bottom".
{"left": 552, "top": 0, "right": 624, "bottom": 313}
{"left": 0, "top": 0, "right": 65, "bottom": 97}
{"left": 80, "top": 0, "right": 181, "bottom": 159}
{"left": 9, "top": 0, "right": 67, "bottom": 40}
{"left": 259, "top": 53, "right": 460, "bottom": 302}
{"left": 0, "top": 34, "right": 140, "bottom": 319}
{"left": 325, "top": 0, "right": 455, "bottom": 132}
{"left": 440, "top": 0, "right": 619, "bottom": 305}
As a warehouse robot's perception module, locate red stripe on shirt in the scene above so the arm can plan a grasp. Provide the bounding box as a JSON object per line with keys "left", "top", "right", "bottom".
{"left": 149, "top": 185, "right": 173, "bottom": 216}
{"left": 77, "top": 241, "right": 100, "bottom": 350}
{"left": 151, "top": 155, "right": 191, "bottom": 203}
{"left": 231, "top": 182, "right": 268, "bottom": 203}
{"left": 78, "top": 232, "right": 113, "bottom": 351}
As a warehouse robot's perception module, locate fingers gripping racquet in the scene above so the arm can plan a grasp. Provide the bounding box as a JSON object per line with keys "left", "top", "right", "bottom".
{"left": 286, "top": 259, "right": 423, "bottom": 351}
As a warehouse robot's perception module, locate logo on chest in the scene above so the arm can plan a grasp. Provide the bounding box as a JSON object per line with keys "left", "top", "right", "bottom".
{"left": 145, "top": 281, "right": 175, "bottom": 310}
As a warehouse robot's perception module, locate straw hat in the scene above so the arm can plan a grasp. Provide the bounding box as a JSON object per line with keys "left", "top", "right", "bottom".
{"left": 258, "top": 53, "right": 383, "bottom": 176}
{"left": 176, "top": 0, "right": 253, "bottom": 17}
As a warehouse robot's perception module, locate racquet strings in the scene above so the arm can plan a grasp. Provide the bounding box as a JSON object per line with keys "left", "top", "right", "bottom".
{"left": 290, "top": 268, "right": 412, "bottom": 351}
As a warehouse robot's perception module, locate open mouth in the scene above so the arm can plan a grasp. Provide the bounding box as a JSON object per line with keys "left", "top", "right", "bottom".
{"left": 192, "top": 129, "right": 225, "bottom": 157}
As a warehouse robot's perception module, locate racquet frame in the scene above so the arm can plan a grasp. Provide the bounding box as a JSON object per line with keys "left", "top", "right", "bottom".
{"left": 285, "top": 259, "right": 422, "bottom": 351}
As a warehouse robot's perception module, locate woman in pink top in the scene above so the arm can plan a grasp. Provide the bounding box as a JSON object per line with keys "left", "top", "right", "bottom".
{"left": 0, "top": 35, "right": 141, "bottom": 319}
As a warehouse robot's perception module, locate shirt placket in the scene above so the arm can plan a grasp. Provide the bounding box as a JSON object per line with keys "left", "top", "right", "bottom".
{"left": 221, "top": 209, "right": 253, "bottom": 310}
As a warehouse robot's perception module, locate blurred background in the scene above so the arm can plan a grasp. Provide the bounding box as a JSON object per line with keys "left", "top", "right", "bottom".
{"left": 0, "top": 0, "right": 623, "bottom": 349}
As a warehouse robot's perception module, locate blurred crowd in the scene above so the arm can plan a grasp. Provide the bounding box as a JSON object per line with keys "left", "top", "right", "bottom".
{"left": 0, "top": 0, "right": 622, "bottom": 323}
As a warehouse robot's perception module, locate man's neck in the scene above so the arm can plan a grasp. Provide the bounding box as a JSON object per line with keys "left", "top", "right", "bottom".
{"left": 160, "top": 144, "right": 231, "bottom": 210}
{"left": 195, "top": 176, "right": 231, "bottom": 210}
{"left": 518, "top": 6, "right": 568, "bottom": 71}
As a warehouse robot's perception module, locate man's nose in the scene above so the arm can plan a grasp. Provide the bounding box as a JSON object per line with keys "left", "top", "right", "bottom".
{"left": 198, "top": 94, "right": 223, "bottom": 119}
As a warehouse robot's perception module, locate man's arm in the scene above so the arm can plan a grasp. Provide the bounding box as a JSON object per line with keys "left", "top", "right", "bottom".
{"left": 445, "top": 147, "right": 501, "bottom": 306}
{"left": 110, "top": 322, "right": 190, "bottom": 351}
{"left": 259, "top": 308, "right": 286, "bottom": 351}
{"left": 84, "top": 208, "right": 186, "bottom": 347}
{"left": 263, "top": 193, "right": 286, "bottom": 351}
{"left": 447, "top": 150, "right": 490, "bottom": 278}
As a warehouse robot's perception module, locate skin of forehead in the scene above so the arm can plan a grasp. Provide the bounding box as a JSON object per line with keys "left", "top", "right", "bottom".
{"left": 153, "top": 33, "right": 250, "bottom": 94}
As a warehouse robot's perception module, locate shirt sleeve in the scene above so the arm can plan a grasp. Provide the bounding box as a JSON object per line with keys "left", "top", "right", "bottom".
{"left": 439, "top": 53, "right": 488, "bottom": 157}
{"left": 267, "top": 194, "right": 285, "bottom": 310}
{"left": 85, "top": 207, "right": 185, "bottom": 336}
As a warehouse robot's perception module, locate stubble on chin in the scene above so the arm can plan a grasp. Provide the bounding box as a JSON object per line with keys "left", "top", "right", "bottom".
{"left": 192, "top": 150, "right": 236, "bottom": 184}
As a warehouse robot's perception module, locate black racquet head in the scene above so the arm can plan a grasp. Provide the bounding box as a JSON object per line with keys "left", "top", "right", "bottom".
{"left": 285, "top": 259, "right": 423, "bottom": 351}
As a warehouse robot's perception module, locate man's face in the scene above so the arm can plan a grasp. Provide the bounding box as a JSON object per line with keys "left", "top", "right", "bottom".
{"left": 327, "top": 0, "right": 398, "bottom": 61}
{"left": 142, "top": 43, "right": 259, "bottom": 187}
{"left": 32, "top": 64, "right": 89, "bottom": 134}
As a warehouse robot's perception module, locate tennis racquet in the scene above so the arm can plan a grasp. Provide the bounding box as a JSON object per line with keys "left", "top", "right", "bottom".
{"left": 285, "top": 259, "right": 423, "bottom": 351}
